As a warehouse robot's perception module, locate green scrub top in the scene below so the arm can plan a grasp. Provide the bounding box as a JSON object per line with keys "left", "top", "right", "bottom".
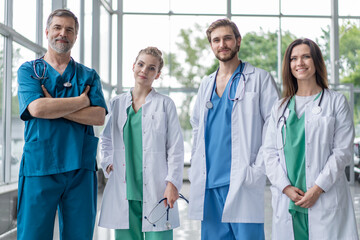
{"left": 283, "top": 97, "right": 308, "bottom": 240}
{"left": 283, "top": 93, "right": 321, "bottom": 240}
{"left": 283, "top": 97, "right": 307, "bottom": 215}
{"left": 124, "top": 106, "right": 143, "bottom": 201}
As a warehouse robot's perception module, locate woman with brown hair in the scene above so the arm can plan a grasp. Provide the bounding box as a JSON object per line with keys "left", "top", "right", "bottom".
{"left": 263, "top": 38, "right": 358, "bottom": 240}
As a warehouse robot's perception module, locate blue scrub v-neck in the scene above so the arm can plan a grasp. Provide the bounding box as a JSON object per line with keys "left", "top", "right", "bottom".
{"left": 204, "top": 63, "right": 242, "bottom": 189}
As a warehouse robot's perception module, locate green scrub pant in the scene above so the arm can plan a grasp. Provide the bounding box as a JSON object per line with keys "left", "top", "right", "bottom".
{"left": 115, "top": 200, "right": 173, "bottom": 240}
{"left": 291, "top": 211, "right": 309, "bottom": 240}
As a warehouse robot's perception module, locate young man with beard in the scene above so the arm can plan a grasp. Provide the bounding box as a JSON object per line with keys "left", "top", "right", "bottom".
{"left": 188, "top": 18, "right": 279, "bottom": 240}
{"left": 16, "top": 9, "right": 107, "bottom": 240}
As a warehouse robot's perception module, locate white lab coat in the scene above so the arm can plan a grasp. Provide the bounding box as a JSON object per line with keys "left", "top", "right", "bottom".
{"left": 98, "top": 88, "right": 184, "bottom": 231}
{"left": 188, "top": 62, "right": 279, "bottom": 222}
{"left": 263, "top": 89, "right": 359, "bottom": 240}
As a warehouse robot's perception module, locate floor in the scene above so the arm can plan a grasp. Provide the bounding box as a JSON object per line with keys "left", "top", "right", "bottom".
{"left": 4, "top": 181, "right": 360, "bottom": 240}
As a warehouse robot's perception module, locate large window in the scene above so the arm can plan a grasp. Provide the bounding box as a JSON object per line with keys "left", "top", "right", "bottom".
{"left": 11, "top": 43, "right": 35, "bottom": 182}
{"left": 13, "top": 0, "right": 37, "bottom": 42}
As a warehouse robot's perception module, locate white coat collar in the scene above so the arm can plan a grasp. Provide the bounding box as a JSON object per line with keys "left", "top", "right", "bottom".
{"left": 125, "top": 87, "right": 157, "bottom": 104}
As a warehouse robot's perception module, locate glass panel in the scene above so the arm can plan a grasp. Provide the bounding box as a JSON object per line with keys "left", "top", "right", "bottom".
{"left": 111, "top": 14, "right": 117, "bottom": 87}
{"left": 112, "top": 0, "right": 117, "bottom": 10}
{"left": 339, "top": 0, "right": 360, "bottom": 16}
{"left": 0, "top": 0, "right": 4, "bottom": 23}
{"left": 167, "top": 15, "right": 223, "bottom": 88}
{"left": 123, "top": 0, "right": 169, "bottom": 13}
{"left": 122, "top": 15, "right": 170, "bottom": 88}
{"left": 170, "top": 0, "right": 226, "bottom": 14}
{"left": 281, "top": 17, "right": 330, "bottom": 47}
{"left": 13, "top": 0, "right": 37, "bottom": 42}
{"left": 355, "top": 91, "right": 360, "bottom": 138}
{"left": 232, "top": 16, "right": 280, "bottom": 80}
{"left": 84, "top": 0, "right": 92, "bottom": 67}
{"left": 99, "top": 7, "right": 110, "bottom": 83}
{"left": 67, "top": 0, "right": 81, "bottom": 61}
{"left": 43, "top": 0, "right": 53, "bottom": 49}
{"left": 281, "top": 0, "right": 330, "bottom": 16}
{"left": 0, "top": 35, "right": 4, "bottom": 183}
{"left": 232, "top": 0, "right": 279, "bottom": 15}
{"left": 11, "top": 43, "right": 36, "bottom": 182}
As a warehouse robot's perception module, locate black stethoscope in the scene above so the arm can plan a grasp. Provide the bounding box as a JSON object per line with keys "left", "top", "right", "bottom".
{"left": 30, "top": 57, "right": 76, "bottom": 88}
{"left": 206, "top": 62, "right": 245, "bottom": 109}
{"left": 276, "top": 89, "right": 325, "bottom": 149}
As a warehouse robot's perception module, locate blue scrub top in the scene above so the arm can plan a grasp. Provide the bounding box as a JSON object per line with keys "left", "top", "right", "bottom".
{"left": 17, "top": 58, "right": 108, "bottom": 176}
{"left": 205, "top": 63, "right": 243, "bottom": 189}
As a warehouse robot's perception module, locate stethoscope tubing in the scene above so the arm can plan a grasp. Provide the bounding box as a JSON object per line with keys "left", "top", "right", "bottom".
{"left": 206, "top": 62, "right": 245, "bottom": 109}
{"left": 276, "top": 89, "right": 325, "bottom": 149}
{"left": 30, "top": 57, "right": 76, "bottom": 88}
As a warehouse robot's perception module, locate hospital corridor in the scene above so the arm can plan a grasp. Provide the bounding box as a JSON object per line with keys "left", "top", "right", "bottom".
{"left": 1, "top": 0, "right": 360, "bottom": 239}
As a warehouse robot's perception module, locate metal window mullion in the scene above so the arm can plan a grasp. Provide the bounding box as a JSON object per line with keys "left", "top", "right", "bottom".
{"left": 116, "top": 0, "right": 123, "bottom": 94}
{"left": 3, "top": 0, "right": 13, "bottom": 183}
{"left": 92, "top": 0, "right": 100, "bottom": 73}
{"left": 79, "top": 0, "right": 85, "bottom": 64}
{"left": 227, "top": 0, "right": 231, "bottom": 19}
{"left": 36, "top": 0, "right": 43, "bottom": 58}
{"left": 52, "top": 0, "right": 66, "bottom": 10}
{"left": 330, "top": 0, "right": 339, "bottom": 85}
{"left": 108, "top": 0, "right": 112, "bottom": 86}
{"left": 277, "top": 0, "right": 282, "bottom": 85}
{"left": 3, "top": 37, "right": 12, "bottom": 183}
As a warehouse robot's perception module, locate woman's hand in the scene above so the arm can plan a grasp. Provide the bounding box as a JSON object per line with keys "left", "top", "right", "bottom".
{"left": 283, "top": 185, "right": 305, "bottom": 202}
{"left": 106, "top": 164, "right": 113, "bottom": 174}
{"left": 163, "top": 182, "right": 179, "bottom": 208}
{"left": 295, "top": 185, "right": 323, "bottom": 208}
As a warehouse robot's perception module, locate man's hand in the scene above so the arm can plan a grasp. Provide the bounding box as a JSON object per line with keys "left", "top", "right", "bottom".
{"left": 295, "top": 185, "right": 323, "bottom": 208}
{"left": 79, "top": 85, "right": 91, "bottom": 107}
{"left": 42, "top": 85, "right": 52, "bottom": 98}
{"left": 163, "top": 182, "right": 179, "bottom": 208}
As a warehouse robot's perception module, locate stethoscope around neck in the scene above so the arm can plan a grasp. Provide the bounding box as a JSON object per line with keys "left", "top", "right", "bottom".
{"left": 205, "top": 62, "right": 246, "bottom": 109}
{"left": 276, "top": 89, "right": 325, "bottom": 150}
{"left": 30, "top": 56, "right": 76, "bottom": 88}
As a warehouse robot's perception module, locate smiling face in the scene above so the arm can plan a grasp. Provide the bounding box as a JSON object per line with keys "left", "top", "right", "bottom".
{"left": 46, "top": 16, "right": 77, "bottom": 54}
{"left": 210, "top": 26, "right": 241, "bottom": 62}
{"left": 133, "top": 53, "right": 161, "bottom": 88}
{"left": 290, "top": 44, "right": 316, "bottom": 83}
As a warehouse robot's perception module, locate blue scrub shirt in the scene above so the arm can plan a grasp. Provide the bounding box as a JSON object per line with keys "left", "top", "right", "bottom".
{"left": 205, "top": 63, "right": 243, "bottom": 189}
{"left": 17, "top": 58, "right": 108, "bottom": 176}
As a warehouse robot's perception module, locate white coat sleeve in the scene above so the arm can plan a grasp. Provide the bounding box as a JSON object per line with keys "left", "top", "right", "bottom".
{"left": 164, "top": 99, "right": 184, "bottom": 192}
{"left": 99, "top": 100, "right": 114, "bottom": 178}
{"left": 244, "top": 72, "right": 279, "bottom": 187}
{"left": 190, "top": 83, "right": 202, "bottom": 165}
{"left": 263, "top": 104, "right": 292, "bottom": 191}
{"left": 315, "top": 94, "right": 354, "bottom": 192}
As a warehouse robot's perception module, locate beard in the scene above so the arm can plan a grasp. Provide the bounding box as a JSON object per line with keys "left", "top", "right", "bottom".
{"left": 49, "top": 37, "right": 74, "bottom": 53}
{"left": 215, "top": 45, "right": 239, "bottom": 62}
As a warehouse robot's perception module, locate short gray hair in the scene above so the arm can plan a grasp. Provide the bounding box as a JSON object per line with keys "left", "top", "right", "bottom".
{"left": 46, "top": 9, "right": 79, "bottom": 35}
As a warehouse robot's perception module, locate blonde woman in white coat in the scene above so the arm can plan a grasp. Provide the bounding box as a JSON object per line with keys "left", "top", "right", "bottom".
{"left": 263, "top": 38, "right": 358, "bottom": 240}
{"left": 98, "top": 47, "right": 184, "bottom": 240}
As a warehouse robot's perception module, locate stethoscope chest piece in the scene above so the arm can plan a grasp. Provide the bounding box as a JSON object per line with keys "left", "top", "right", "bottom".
{"left": 206, "top": 101, "right": 213, "bottom": 109}
{"left": 165, "top": 221, "right": 171, "bottom": 229}
{"left": 311, "top": 106, "right": 322, "bottom": 115}
{"left": 63, "top": 82, "right": 72, "bottom": 88}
